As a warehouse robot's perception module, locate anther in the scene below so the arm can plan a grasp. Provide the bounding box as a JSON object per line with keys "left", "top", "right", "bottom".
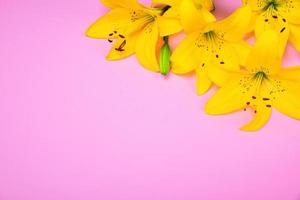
{"left": 266, "top": 105, "right": 272, "bottom": 108}
{"left": 115, "top": 40, "right": 126, "bottom": 51}
{"left": 263, "top": 98, "right": 270, "bottom": 101}
{"left": 272, "top": 15, "right": 278, "bottom": 19}
{"left": 252, "top": 96, "right": 257, "bottom": 99}
{"left": 280, "top": 27, "right": 286, "bottom": 33}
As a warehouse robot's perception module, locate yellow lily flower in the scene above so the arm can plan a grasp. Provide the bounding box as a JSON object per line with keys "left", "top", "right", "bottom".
{"left": 171, "top": 6, "right": 252, "bottom": 95}
{"left": 152, "top": 0, "right": 215, "bottom": 32}
{"left": 243, "top": 0, "right": 300, "bottom": 51}
{"left": 205, "top": 30, "right": 300, "bottom": 131}
{"left": 86, "top": 0, "right": 182, "bottom": 72}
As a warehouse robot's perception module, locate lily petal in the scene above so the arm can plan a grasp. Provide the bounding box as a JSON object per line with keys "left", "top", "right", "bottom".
{"left": 276, "top": 66, "right": 300, "bottom": 81}
{"left": 196, "top": 0, "right": 215, "bottom": 12}
{"left": 240, "top": 103, "right": 272, "bottom": 131}
{"left": 86, "top": 8, "right": 145, "bottom": 39}
{"left": 106, "top": 33, "right": 138, "bottom": 60}
{"left": 196, "top": 66, "right": 212, "bottom": 95}
{"left": 282, "top": 1, "right": 300, "bottom": 25}
{"left": 273, "top": 80, "right": 300, "bottom": 120}
{"left": 205, "top": 75, "right": 247, "bottom": 115}
{"left": 180, "top": 0, "right": 215, "bottom": 33}
{"left": 207, "top": 64, "right": 233, "bottom": 87}
{"left": 209, "top": 42, "right": 241, "bottom": 71}
{"left": 243, "top": 0, "right": 264, "bottom": 11}
{"left": 135, "top": 22, "right": 160, "bottom": 72}
{"left": 230, "top": 41, "right": 251, "bottom": 66}
{"left": 208, "top": 6, "right": 252, "bottom": 41}
{"left": 290, "top": 24, "right": 300, "bottom": 51}
{"left": 100, "top": 0, "right": 141, "bottom": 9}
{"left": 255, "top": 12, "right": 290, "bottom": 55}
{"left": 245, "top": 30, "right": 282, "bottom": 75}
{"left": 152, "top": 0, "right": 180, "bottom": 7}
{"left": 171, "top": 31, "right": 202, "bottom": 74}
{"left": 157, "top": 15, "right": 182, "bottom": 36}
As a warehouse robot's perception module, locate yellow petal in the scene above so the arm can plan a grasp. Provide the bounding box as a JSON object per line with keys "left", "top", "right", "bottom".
{"left": 171, "top": 31, "right": 202, "bottom": 74}
{"left": 152, "top": 0, "right": 180, "bottom": 7}
{"left": 161, "top": 6, "right": 179, "bottom": 18}
{"left": 208, "top": 6, "right": 252, "bottom": 41}
{"left": 207, "top": 63, "right": 232, "bottom": 87}
{"left": 209, "top": 41, "right": 241, "bottom": 71}
{"left": 255, "top": 12, "right": 290, "bottom": 55}
{"left": 106, "top": 33, "right": 138, "bottom": 60}
{"left": 230, "top": 41, "right": 251, "bottom": 66}
{"left": 196, "top": 66, "right": 212, "bottom": 95}
{"left": 243, "top": 0, "right": 264, "bottom": 11}
{"left": 290, "top": 24, "right": 300, "bottom": 51}
{"left": 135, "top": 22, "right": 160, "bottom": 72}
{"left": 86, "top": 8, "right": 144, "bottom": 39}
{"left": 240, "top": 103, "right": 272, "bottom": 131}
{"left": 100, "top": 0, "right": 141, "bottom": 9}
{"left": 205, "top": 75, "right": 247, "bottom": 115}
{"left": 180, "top": 0, "right": 216, "bottom": 33}
{"left": 245, "top": 30, "right": 282, "bottom": 75}
{"left": 157, "top": 15, "right": 182, "bottom": 36}
{"left": 281, "top": 1, "right": 300, "bottom": 24}
{"left": 198, "top": 0, "right": 215, "bottom": 11}
{"left": 273, "top": 80, "right": 300, "bottom": 120}
{"left": 277, "top": 66, "right": 300, "bottom": 81}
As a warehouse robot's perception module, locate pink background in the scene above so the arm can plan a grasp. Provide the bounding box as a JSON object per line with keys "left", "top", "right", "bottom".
{"left": 1, "top": 0, "right": 300, "bottom": 199}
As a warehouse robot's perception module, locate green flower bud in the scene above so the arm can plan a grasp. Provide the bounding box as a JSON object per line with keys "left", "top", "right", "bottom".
{"left": 159, "top": 36, "right": 171, "bottom": 76}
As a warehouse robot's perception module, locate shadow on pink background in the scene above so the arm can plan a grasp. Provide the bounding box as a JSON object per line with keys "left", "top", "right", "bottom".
{"left": 1, "top": 0, "right": 300, "bottom": 199}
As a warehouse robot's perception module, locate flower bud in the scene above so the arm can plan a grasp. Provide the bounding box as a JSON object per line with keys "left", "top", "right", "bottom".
{"left": 159, "top": 36, "right": 171, "bottom": 76}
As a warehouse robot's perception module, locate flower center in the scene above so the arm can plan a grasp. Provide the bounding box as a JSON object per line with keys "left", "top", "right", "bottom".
{"left": 204, "top": 31, "right": 217, "bottom": 41}
{"left": 252, "top": 71, "right": 269, "bottom": 93}
{"left": 253, "top": 71, "right": 268, "bottom": 81}
{"left": 263, "top": 0, "right": 280, "bottom": 11}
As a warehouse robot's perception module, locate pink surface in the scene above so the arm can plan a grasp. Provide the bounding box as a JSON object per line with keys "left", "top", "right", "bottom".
{"left": 1, "top": 0, "right": 300, "bottom": 199}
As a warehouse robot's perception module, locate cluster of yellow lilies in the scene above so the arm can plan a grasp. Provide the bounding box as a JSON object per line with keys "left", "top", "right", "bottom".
{"left": 86, "top": 0, "right": 300, "bottom": 131}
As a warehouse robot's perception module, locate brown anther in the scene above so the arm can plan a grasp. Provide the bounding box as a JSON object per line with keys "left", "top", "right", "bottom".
{"left": 262, "top": 98, "right": 270, "bottom": 101}
{"left": 272, "top": 15, "right": 278, "bottom": 19}
{"left": 220, "top": 62, "right": 225, "bottom": 65}
{"left": 280, "top": 27, "right": 286, "bottom": 33}
{"left": 252, "top": 96, "right": 256, "bottom": 99}
{"left": 266, "top": 105, "right": 272, "bottom": 108}
{"left": 115, "top": 40, "right": 126, "bottom": 52}
{"left": 118, "top": 34, "right": 125, "bottom": 38}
